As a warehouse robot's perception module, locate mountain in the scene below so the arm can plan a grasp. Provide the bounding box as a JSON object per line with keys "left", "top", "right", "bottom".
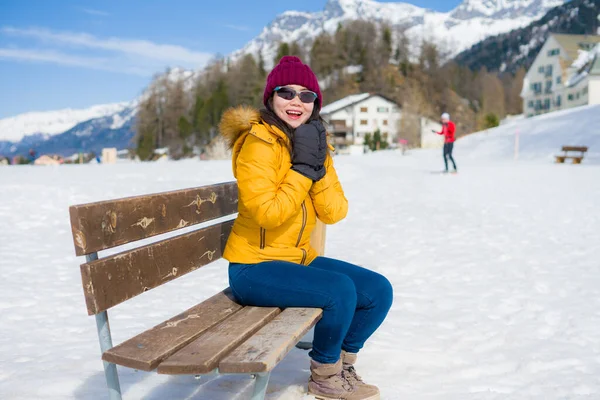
{"left": 233, "top": 0, "right": 567, "bottom": 66}
{"left": 0, "top": 102, "right": 131, "bottom": 143}
{"left": 450, "top": 0, "right": 567, "bottom": 19}
{"left": 0, "top": 65, "right": 203, "bottom": 158}
{"left": 0, "top": 103, "right": 137, "bottom": 157}
{"left": 1, "top": 0, "right": 573, "bottom": 158}
{"left": 454, "top": 0, "right": 600, "bottom": 74}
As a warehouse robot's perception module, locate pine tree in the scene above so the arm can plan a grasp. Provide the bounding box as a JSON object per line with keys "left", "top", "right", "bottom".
{"left": 274, "top": 42, "right": 291, "bottom": 64}
{"left": 178, "top": 116, "right": 193, "bottom": 139}
{"left": 135, "top": 83, "right": 160, "bottom": 160}
{"left": 289, "top": 42, "right": 305, "bottom": 60}
{"left": 483, "top": 113, "right": 500, "bottom": 128}
{"left": 258, "top": 52, "right": 266, "bottom": 77}
{"left": 381, "top": 25, "right": 393, "bottom": 63}
{"left": 310, "top": 33, "right": 336, "bottom": 77}
{"left": 227, "top": 54, "right": 262, "bottom": 107}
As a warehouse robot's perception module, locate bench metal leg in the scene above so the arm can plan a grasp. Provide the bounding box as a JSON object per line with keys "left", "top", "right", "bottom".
{"left": 87, "top": 252, "right": 122, "bottom": 400}
{"left": 251, "top": 373, "right": 271, "bottom": 400}
{"left": 96, "top": 311, "right": 123, "bottom": 400}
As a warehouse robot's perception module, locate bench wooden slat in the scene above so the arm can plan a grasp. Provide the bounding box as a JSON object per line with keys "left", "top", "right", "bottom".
{"left": 218, "top": 308, "right": 322, "bottom": 374}
{"left": 157, "top": 306, "right": 281, "bottom": 375}
{"left": 69, "top": 182, "right": 238, "bottom": 256}
{"left": 561, "top": 146, "right": 588, "bottom": 152}
{"left": 102, "top": 289, "right": 242, "bottom": 371}
{"left": 81, "top": 220, "right": 233, "bottom": 315}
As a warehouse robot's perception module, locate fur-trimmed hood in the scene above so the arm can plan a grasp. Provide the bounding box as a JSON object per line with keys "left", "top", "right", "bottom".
{"left": 219, "top": 106, "right": 262, "bottom": 149}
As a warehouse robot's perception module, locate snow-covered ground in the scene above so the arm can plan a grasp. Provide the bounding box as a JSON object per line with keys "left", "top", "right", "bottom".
{"left": 1, "top": 107, "right": 600, "bottom": 399}
{"left": 460, "top": 104, "right": 600, "bottom": 164}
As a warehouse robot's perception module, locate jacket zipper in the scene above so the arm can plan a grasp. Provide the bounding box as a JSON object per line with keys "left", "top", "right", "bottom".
{"left": 260, "top": 227, "right": 265, "bottom": 249}
{"left": 295, "top": 202, "right": 307, "bottom": 247}
{"left": 297, "top": 202, "right": 307, "bottom": 265}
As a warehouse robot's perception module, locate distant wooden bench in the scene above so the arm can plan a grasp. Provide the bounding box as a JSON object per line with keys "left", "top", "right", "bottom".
{"left": 555, "top": 146, "right": 588, "bottom": 164}
{"left": 69, "top": 182, "right": 326, "bottom": 400}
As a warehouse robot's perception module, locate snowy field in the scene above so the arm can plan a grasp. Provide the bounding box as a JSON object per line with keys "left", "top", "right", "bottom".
{"left": 1, "top": 108, "right": 600, "bottom": 399}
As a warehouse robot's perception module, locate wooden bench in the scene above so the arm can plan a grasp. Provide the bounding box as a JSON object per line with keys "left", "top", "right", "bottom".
{"left": 69, "top": 182, "right": 326, "bottom": 400}
{"left": 555, "top": 146, "right": 588, "bottom": 164}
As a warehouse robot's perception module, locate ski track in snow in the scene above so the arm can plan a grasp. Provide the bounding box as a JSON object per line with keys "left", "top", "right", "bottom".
{"left": 1, "top": 145, "right": 600, "bottom": 399}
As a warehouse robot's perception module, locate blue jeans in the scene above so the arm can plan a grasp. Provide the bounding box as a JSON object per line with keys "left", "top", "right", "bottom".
{"left": 228, "top": 257, "right": 393, "bottom": 364}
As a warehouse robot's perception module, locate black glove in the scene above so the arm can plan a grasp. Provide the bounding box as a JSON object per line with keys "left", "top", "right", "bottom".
{"left": 291, "top": 120, "right": 327, "bottom": 182}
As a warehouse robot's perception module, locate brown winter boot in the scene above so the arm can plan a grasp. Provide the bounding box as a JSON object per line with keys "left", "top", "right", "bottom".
{"left": 308, "top": 358, "right": 380, "bottom": 400}
{"left": 341, "top": 351, "right": 380, "bottom": 397}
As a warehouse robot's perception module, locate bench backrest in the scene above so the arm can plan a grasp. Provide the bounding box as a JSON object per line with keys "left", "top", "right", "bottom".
{"left": 69, "top": 182, "right": 238, "bottom": 315}
{"left": 562, "top": 146, "right": 588, "bottom": 153}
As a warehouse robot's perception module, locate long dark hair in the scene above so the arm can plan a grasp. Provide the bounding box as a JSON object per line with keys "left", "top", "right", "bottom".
{"left": 260, "top": 96, "right": 324, "bottom": 155}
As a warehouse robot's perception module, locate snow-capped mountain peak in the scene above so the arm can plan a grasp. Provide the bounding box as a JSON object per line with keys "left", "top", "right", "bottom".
{"left": 0, "top": 102, "right": 133, "bottom": 143}
{"left": 233, "top": 0, "right": 568, "bottom": 68}
{"left": 451, "top": 0, "right": 566, "bottom": 20}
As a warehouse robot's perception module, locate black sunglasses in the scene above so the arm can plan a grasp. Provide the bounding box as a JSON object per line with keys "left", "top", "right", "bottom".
{"left": 274, "top": 86, "right": 318, "bottom": 104}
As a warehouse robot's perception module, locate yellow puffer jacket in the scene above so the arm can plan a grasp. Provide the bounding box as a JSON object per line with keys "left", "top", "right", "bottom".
{"left": 219, "top": 106, "right": 348, "bottom": 265}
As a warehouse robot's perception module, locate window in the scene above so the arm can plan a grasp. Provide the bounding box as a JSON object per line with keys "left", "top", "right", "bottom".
{"left": 360, "top": 107, "right": 368, "bottom": 113}
{"left": 547, "top": 49, "right": 560, "bottom": 56}
{"left": 544, "top": 99, "right": 550, "bottom": 110}
{"left": 531, "top": 82, "right": 542, "bottom": 95}
{"left": 556, "top": 76, "right": 562, "bottom": 84}
{"left": 377, "top": 107, "right": 389, "bottom": 113}
{"left": 528, "top": 101, "right": 534, "bottom": 108}
{"left": 535, "top": 100, "right": 542, "bottom": 110}
{"left": 538, "top": 66, "right": 545, "bottom": 73}
{"left": 556, "top": 95, "right": 562, "bottom": 107}
{"left": 360, "top": 119, "right": 368, "bottom": 125}
{"left": 545, "top": 65, "right": 553, "bottom": 77}
{"left": 383, "top": 120, "right": 388, "bottom": 126}
{"left": 545, "top": 80, "right": 553, "bottom": 94}
{"left": 568, "top": 94, "right": 574, "bottom": 101}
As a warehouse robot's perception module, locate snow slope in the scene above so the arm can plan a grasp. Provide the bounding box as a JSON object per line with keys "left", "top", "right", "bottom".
{"left": 458, "top": 104, "right": 600, "bottom": 164}
{"left": 1, "top": 109, "right": 599, "bottom": 399}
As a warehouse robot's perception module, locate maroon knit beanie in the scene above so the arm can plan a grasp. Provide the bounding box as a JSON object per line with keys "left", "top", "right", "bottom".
{"left": 263, "top": 56, "right": 322, "bottom": 110}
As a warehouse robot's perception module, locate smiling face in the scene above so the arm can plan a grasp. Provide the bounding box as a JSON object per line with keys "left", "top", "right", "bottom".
{"left": 272, "top": 84, "right": 315, "bottom": 129}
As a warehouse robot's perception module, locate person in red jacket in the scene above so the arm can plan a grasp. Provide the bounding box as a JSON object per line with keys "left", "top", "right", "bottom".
{"left": 433, "top": 112, "right": 457, "bottom": 173}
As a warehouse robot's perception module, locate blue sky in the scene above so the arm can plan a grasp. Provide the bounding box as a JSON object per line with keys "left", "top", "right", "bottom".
{"left": 0, "top": 0, "right": 462, "bottom": 118}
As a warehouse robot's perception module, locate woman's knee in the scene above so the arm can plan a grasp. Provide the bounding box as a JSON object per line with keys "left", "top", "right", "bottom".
{"left": 368, "top": 273, "right": 394, "bottom": 309}
{"left": 325, "top": 275, "right": 357, "bottom": 312}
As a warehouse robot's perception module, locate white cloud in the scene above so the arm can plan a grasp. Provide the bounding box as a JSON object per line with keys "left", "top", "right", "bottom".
{"left": 79, "top": 8, "right": 110, "bottom": 17}
{"left": 1, "top": 26, "right": 214, "bottom": 73}
{"left": 224, "top": 24, "right": 250, "bottom": 32}
{"left": 0, "top": 48, "right": 153, "bottom": 76}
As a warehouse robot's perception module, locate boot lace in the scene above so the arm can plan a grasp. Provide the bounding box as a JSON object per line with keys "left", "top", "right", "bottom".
{"left": 338, "top": 370, "right": 355, "bottom": 391}
{"left": 344, "top": 365, "right": 364, "bottom": 386}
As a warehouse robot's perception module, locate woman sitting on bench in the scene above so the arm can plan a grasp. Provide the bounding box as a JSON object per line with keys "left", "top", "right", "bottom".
{"left": 219, "top": 56, "right": 393, "bottom": 400}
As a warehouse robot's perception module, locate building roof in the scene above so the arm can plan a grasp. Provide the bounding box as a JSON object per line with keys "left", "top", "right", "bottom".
{"left": 565, "top": 43, "right": 600, "bottom": 86}
{"left": 320, "top": 93, "right": 371, "bottom": 115}
{"left": 551, "top": 34, "right": 600, "bottom": 61}
{"left": 320, "top": 93, "right": 401, "bottom": 115}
